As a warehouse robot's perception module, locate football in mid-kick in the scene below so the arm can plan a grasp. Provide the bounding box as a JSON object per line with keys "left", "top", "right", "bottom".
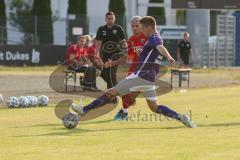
{"left": 62, "top": 112, "right": 80, "bottom": 129}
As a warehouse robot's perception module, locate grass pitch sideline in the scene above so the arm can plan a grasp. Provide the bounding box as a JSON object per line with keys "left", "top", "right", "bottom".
{"left": 0, "top": 86, "right": 240, "bottom": 160}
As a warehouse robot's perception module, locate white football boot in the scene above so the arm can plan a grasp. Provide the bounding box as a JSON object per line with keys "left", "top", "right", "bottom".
{"left": 71, "top": 103, "right": 84, "bottom": 114}
{"left": 180, "top": 114, "right": 197, "bottom": 128}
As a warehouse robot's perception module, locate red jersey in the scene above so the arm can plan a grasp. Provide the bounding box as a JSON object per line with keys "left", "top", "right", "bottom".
{"left": 65, "top": 45, "right": 86, "bottom": 65}
{"left": 127, "top": 33, "right": 147, "bottom": 74}
{"left": 86, "top": 44, "right": 96, "bottom": 55}
{"left": 86, "top": 44, "right": 101, "bottom": 60}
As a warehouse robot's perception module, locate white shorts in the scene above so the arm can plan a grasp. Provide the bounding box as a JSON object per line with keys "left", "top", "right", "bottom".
{"left": 114, "top": 74, "right": 157, "bottom": 101}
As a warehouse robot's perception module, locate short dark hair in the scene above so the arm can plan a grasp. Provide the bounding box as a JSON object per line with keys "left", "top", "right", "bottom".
{"left": 76, "top": 35, "right": 85, "bottom": 41}
{"left": 139, "top": 16, "right": 156, "bottom": 29}
{"left": 105, "top": 11, "right": 115, "bottom": 18}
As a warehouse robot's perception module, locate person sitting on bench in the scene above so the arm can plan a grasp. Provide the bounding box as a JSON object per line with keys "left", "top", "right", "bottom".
{"left": 65, "top": 35, "right": 99, "bottom": 92}
{"left": 85, "top": 36, "right": 104, "bottom": 72}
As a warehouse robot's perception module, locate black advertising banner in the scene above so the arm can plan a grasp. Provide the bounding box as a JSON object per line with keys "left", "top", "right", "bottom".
{"left": 0, "top": 45, "right": 67, "bottom": 66}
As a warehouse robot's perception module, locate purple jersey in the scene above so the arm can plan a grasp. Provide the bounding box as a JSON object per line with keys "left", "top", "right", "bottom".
{"left": 134, "top": 33, "right": 164, "bottom": 82}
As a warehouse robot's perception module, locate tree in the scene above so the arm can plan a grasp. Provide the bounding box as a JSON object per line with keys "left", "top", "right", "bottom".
{"left": 0, "top": 0, "right": 7, "bottom": 44}
{"left": 147, "top": 0, "right": 166, "bottom": 25}
{"left": 67, "top": 0, "right": 88, "bottom": 43}
{"left": 108, "top": 0, "right": 126, "bottom": 29}
{"left": 9, "top": 0, "right": 34, "bottom": 44}
{"left": 32, "top": 0, "right": 53, "bottom": 44}
{"left": 176, "top": 10, "right": 186, "bottom": 25}
{"left": 68, "top": 0, "right": 87, "bottom": 15}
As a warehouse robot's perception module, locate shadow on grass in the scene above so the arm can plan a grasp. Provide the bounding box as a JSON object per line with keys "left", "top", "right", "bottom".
{"left": 10, "top": 121, "right": 240, "bottom": 138}
{"left": 8, "top": 119, "right": 114, "bottom": 129}
{"left": 10, "top": 119, "right": 185, "bottom": 137}
{"left": 12, "top": 126, "right": 185, "bottom": 138}
{"left": 198, "top": 122, "right": 240, "bottom": 127}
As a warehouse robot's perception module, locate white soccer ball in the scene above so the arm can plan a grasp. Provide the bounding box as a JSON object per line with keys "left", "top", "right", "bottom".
{"left": 62, "top": 112, "right": 79, "bottom": 129}
{"left": 7, "top": 96, "right": 19, "bottom": 108}
{"left": 26, "top": 96, "right": 38, "bottom": 107}
{"left": 18, "top": 96, "right": 30, "bottom": 108}
{"left": 0, "top": 94, "right": 3, "bottom": 104}
{"left": 38, "top": 95, "right": 49, "bottom": 106}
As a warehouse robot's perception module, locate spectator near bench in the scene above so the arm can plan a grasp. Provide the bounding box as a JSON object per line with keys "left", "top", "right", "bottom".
{"left": 177, "top": 32, "right": 192, "bottom": 68}
{"left": 85, "top": 36, "right": 104, "bottom": 71}
{"left": 65, "top": 35, "right": 99, "bottom": 92}
{"left": 95, "top": 11, "right": 127, "bottom": 90}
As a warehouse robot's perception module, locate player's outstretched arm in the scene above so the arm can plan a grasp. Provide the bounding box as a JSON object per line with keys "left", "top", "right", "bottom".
{"left": 156, "top": 45, "right": 175, "bottom": 65}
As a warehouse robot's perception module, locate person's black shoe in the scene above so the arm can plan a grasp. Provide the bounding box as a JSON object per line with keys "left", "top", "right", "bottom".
{"left": 91, "top": 87, "right": 102, "bottom": 92}
{"left": 110, "top": 97, "right": 118, "bottom": 104}
{"left": 84, "top": 87, "right": 101, "bottom": 92}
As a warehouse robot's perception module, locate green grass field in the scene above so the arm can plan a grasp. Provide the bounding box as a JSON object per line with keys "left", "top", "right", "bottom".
{"left": 1, "top": 86, "right": 240, "bottom": 160}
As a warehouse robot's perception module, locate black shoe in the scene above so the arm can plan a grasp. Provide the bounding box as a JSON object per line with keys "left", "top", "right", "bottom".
{"left": 84, "top": 87, "right": 101, "bottom": 92}
{"left": 110, "top": 97, "right": 118, "bottom": 104}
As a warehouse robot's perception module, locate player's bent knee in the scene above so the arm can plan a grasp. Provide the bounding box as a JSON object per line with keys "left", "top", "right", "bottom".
{"left": 146, "top": 99, "right": 158, "bottom": 113}
{"left": 149, "top": 106, "right": 156, "bottom": 112}
{"left": 106, "top": 88, "right": 118, "bottom": 99}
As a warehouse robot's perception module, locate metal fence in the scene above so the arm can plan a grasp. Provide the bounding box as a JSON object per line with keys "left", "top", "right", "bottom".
{"left": 202, "top": 15, "right": 236, "bottom": 67}
{"left": 0, "top": 25, "right": 35, "bottom": 45}
{"left": 0, "top": 15, "right": 127, "bottom": 45}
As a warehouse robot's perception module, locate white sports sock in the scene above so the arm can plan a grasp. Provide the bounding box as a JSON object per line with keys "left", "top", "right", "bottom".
{"left": 122, "top": 108, "right": 128, "bottom": 113}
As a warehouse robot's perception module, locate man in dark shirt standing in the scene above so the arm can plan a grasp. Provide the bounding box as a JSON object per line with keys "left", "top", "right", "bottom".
{"left": 95, "top": 11, "right": 127, "bottom": 102}
{"left": 177, "top": 32, "right": 192, "bottom": 68}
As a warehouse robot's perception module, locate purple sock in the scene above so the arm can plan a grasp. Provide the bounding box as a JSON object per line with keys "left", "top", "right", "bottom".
{"left": 83, "top": 94, "right": 111, "bottom": 113}
{"left": 156, "top": 105, "right": 181, "bottom": 121}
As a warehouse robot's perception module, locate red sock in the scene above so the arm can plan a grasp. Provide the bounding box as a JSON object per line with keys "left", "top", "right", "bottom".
{"left": 122, "top": 94, "right": 136, "bottom": 109}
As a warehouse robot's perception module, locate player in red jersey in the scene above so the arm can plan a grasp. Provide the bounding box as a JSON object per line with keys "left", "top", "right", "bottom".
{"left": 109, "top": 16, "right": 147, "bottom": 120}
{"left": 127, "top": 29, "right": 147, "bottom": 75}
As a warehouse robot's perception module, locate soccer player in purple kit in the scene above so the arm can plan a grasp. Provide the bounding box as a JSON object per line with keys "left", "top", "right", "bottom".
{"left": 71, "top": 16, "right": 196, "bottom": 128}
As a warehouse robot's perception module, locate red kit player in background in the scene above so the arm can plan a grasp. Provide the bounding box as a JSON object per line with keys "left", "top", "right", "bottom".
{"left": 106, "top": 16, "right": 147, "bottom": 120}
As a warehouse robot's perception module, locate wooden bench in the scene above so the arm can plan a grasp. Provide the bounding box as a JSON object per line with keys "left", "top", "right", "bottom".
{"left": 63, "top": 69, "right": 84, "bottom": 92}
{"left": 170, "top": 68, "right": 192, "bottom": 88}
